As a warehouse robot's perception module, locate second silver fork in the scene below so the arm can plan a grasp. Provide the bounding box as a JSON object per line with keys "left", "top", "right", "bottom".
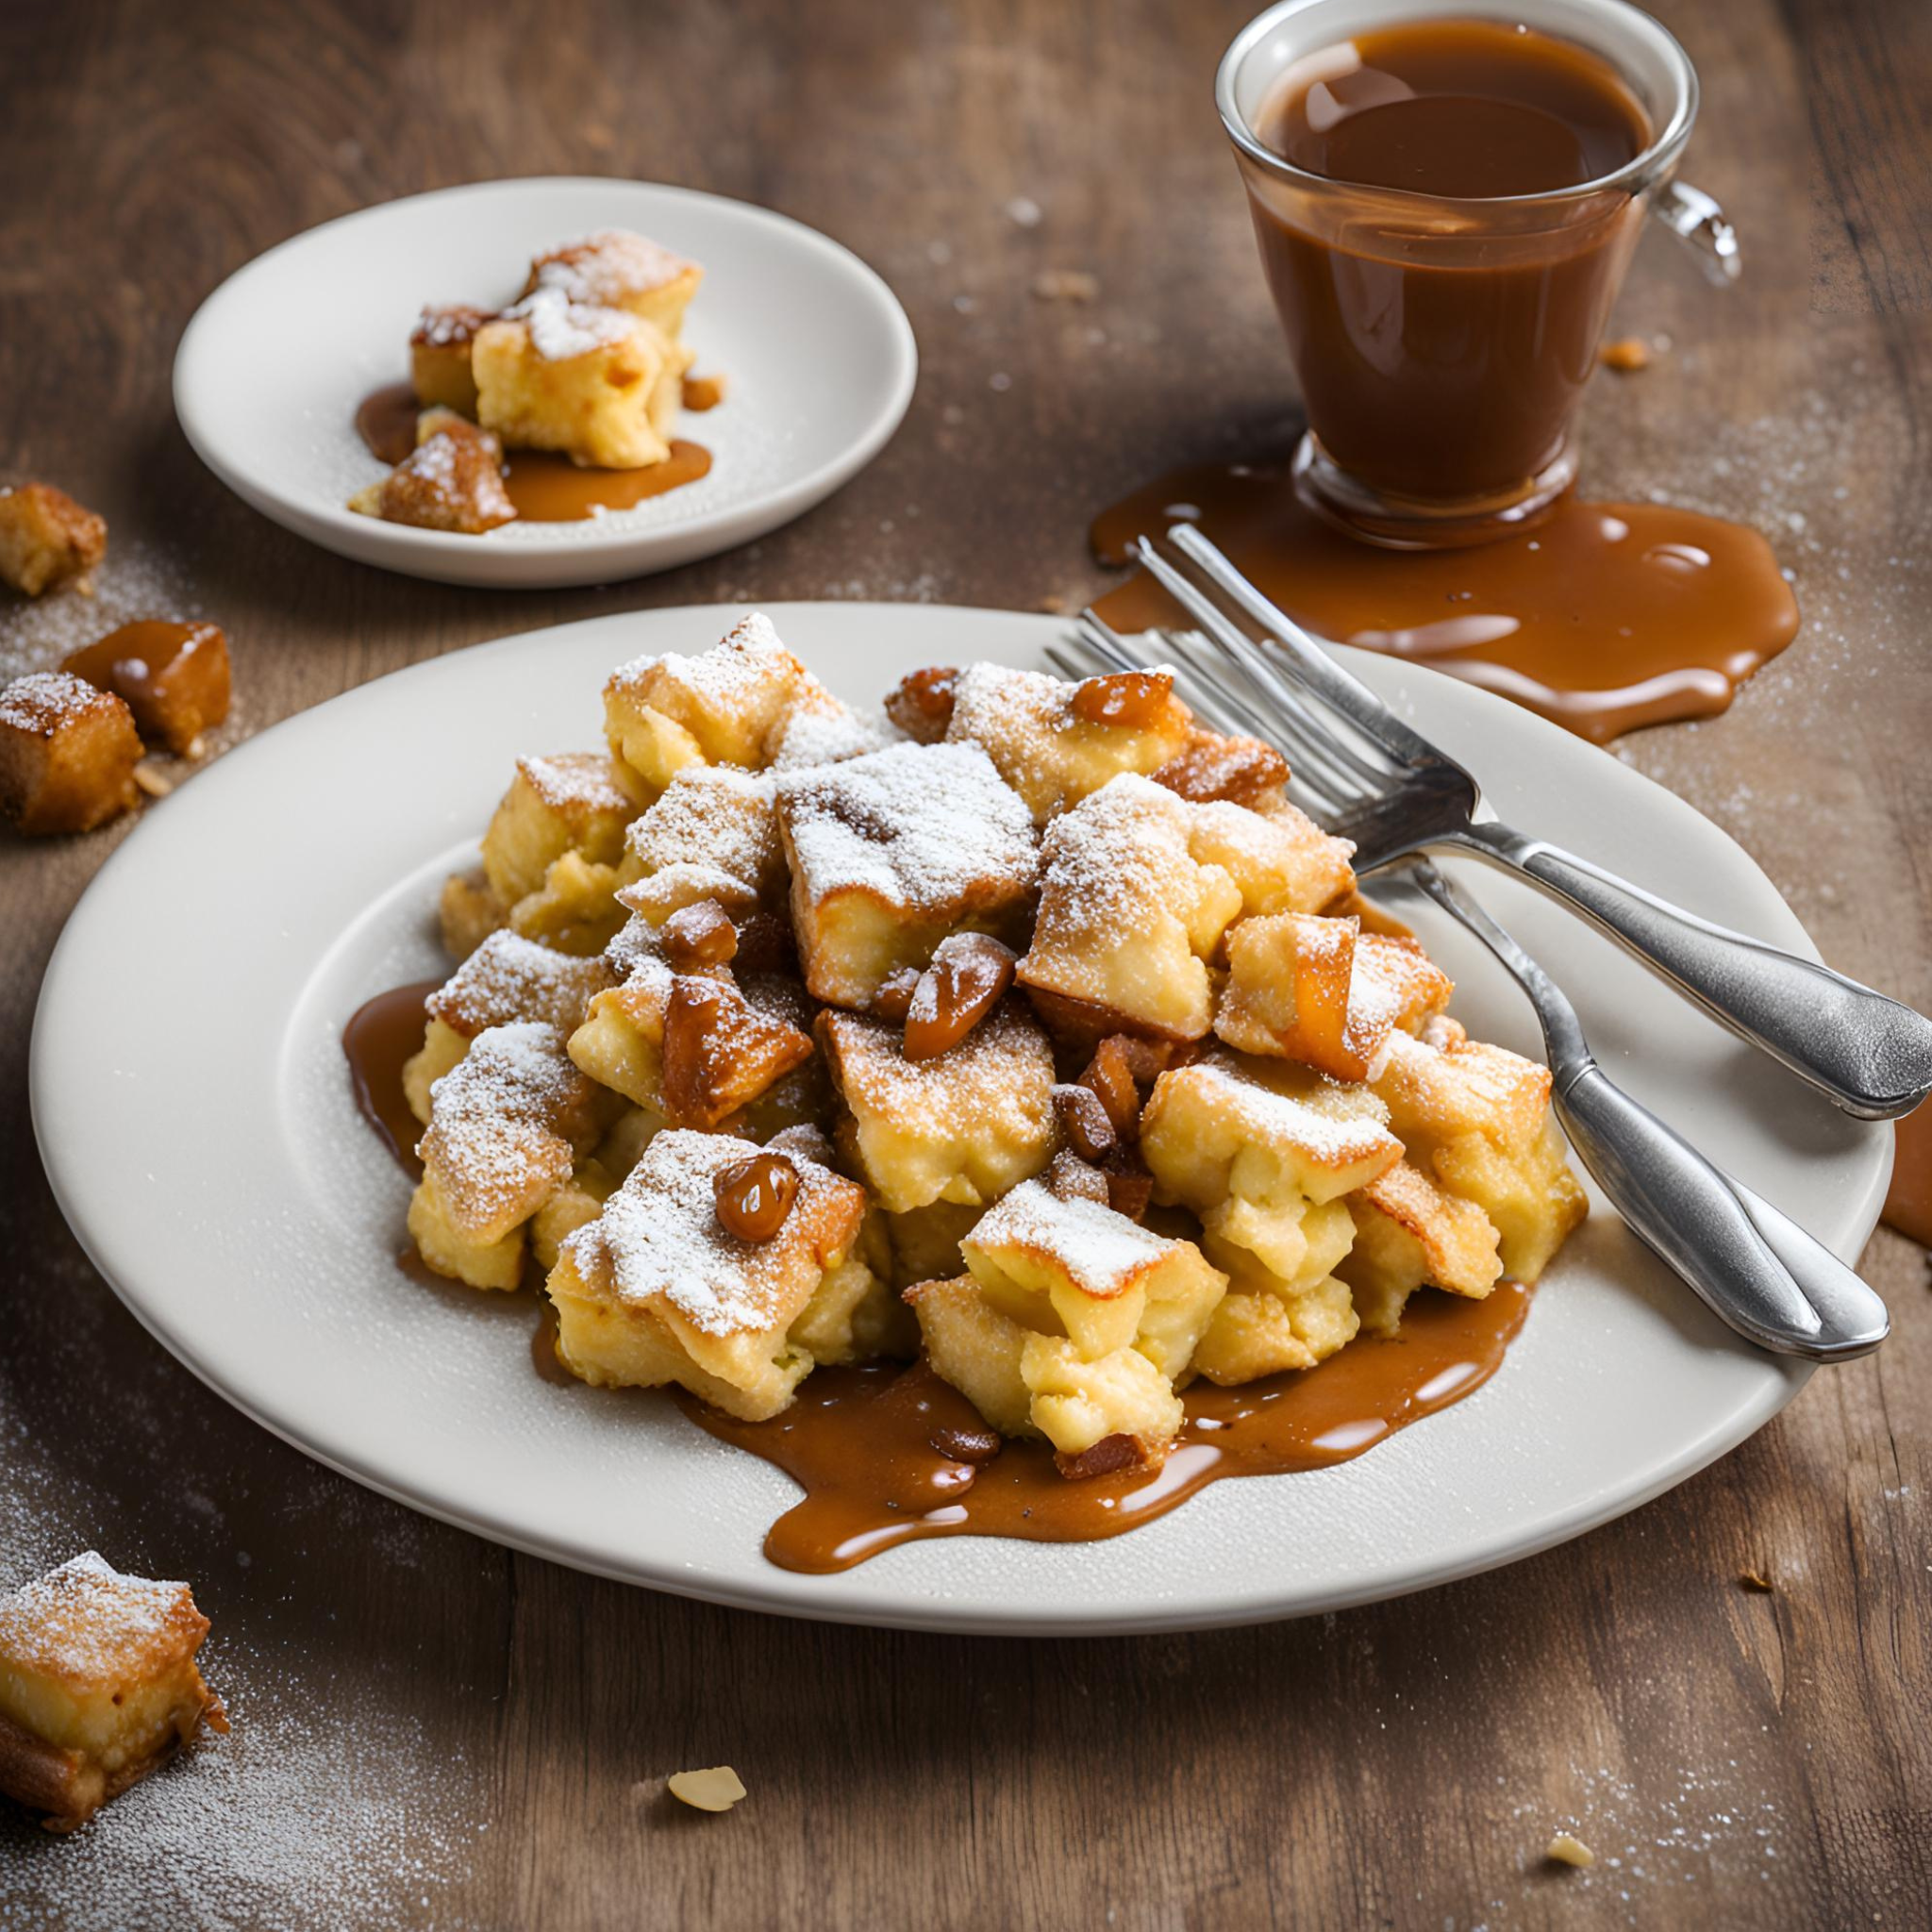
{"left": 1050, "top": 625, "right": 1890, "bottom": 1361}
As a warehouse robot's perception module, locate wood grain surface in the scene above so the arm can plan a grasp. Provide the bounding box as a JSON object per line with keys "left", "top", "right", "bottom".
{"left": 1, "top": 2, "right": 1926, "bottom": 1926}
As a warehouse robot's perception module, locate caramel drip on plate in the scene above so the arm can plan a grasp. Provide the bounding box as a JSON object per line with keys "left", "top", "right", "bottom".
{"left": 1090, "top": 461, "right": 1800, "bottom": 744}
{"left": 342, "top": 980, "right": 438, "bottom": 1181}
{"left": 681, "top": 1285, "right": 1532, "bottom": 1574}
{"left": 1883, "top": 1107, "right": 1932, "bottom": 1248}
{"left": 355, "top": 383, "right": 711, "bottom": 523}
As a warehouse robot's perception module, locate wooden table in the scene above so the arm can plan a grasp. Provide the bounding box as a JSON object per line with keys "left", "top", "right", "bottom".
{"left": 3, "top": 2, "right": 1926, "bottom": 1924}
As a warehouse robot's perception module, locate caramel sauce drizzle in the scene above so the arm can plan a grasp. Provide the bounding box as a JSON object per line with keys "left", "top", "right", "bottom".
{"left": 342, "top": 980, "right": 438, "bottom": 1181}
{"left": 353, "top": 382, "right": 711, "bottom": 524}
{"left": 683, "top": 1285, "right": 1532, "bottom": 1573}
{"left": 1090, "top": 461, "right": 1801, "bottom": 744}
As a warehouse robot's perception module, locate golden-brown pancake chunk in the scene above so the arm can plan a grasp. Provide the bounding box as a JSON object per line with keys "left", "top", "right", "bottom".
{"left": 1338, "top": 1159, "right": 1504, "bottom": 1336}
{"left": 524, "top": 229, "right": 702, "bottom": 340}
{"left": 409, "top": 303, "right": 493, "bottom": 414}
{"left": 818, "top": 1000, "right": 1056, "bottom": 1213}
{"left": 0, "top": 1553, "right": 227, "bottom": 1834}
{"left": 545, "top": 1127, "right": 875, "bottom": 1419}
{"left": 0, "top": 672, "right": 142, "bottom": 835}
{"left": 776, "top": 740, "right": 1038, "bottom": 1008}
{"left": 0, "top": 483, "right": 106, "bottom": 596}
{"left": 348, "top": 417, "right": 515, "bottom": 533}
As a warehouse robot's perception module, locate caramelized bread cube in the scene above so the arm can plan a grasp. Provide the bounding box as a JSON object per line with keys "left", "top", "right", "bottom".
{"left": 525, "top": 229, "right": 703, "bottom": 340}
{"left": 0, "top": 1553, "right": 226, "bottom": 1833}
{"left": 943, "top": 663, "right": 1192, "bottom": 825}
{"left": 544, "top": 1128, "right": 871, "bottom": 1420}
{"left": 776, "top": 741, "right": 1039, "bottom": 1008}
{"left": 508, "top": 851, "right": 633, "bottom": 956}
{"left": 1016, "top": 774, "right": 1240, "bottom": 1042}
{"left": 61, "top": 620, "right": 231, "bottom": 755}
{"left": 1217, "top": 913, "right": 1452, "bottom": 1081}
{"left": 1372, "top": 1030, "right": 1587, "bottom": 1282}
{"left": 403, "top": 930, "right": 615, "bottom": 1123}
{"left": 348, "top": 419, "right": 515, "bottom": 534}
{"left": 481, "top": 751, "right": 641, "bottom": 905}
{"left": 1338, "top": 1159, "right": 1504, "bottom": 1337}
{"left": 619, "top": 764, "right": 784, "bottom": 924}
{"left": 603, "top": 613, "right": 814, "bottom": 791}
{"left": 474, "top": 292, "right": 690, "bottom": 470}
{"left": 0, "top": 484, "right": 107, "bottom": 596}
{"left": 408, "top": 1022, "right": 608, "bottom": 1290}
{"left": 409, "top": 303, "right": 493, "bottom": 414}
{"left": 1186, "top": 792, "right": 1357, "bottom": 922}
{"left": 818, "top": 1001, "right": 1056, "bottom": 1213}
{"left": 0, "top": 672, "right": 142, "bottom": 835}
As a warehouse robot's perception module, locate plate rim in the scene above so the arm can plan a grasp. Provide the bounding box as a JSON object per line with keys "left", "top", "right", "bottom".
{"left": 171, "top": 175, "right": 920, "bottom": 581}
{"left": 31, "top": 602, "right": 1886, "bottom": 1636}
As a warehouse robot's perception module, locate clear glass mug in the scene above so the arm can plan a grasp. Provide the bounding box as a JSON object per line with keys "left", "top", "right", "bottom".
{"left": 1217, "top": 0, "right": 1739, "bottom": 547}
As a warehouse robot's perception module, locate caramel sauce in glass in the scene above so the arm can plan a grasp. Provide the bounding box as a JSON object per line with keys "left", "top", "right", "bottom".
{"left": 353, "top": 382, "right": 710, "bottom": 523}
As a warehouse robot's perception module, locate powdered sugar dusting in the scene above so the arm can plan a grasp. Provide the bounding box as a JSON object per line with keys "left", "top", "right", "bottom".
{"left": 625, "top": 765, "right": 779, "bottom": 886}
{"left": 528, "top": 230, "right": 695, "bottom": 307}
{"left": 499, "top": 286, "right": 638, "bottom": 363}
{"left": 0, "top": 670, "right": 112, "bottom": 735}
{"left": 0, "top": 1552, "right": 198, "bottom": 1684}
{"left": 425, "top": 931, "right": 611, "bottom": 1040}
{"left": 823, "top": 1004, "right": 1055, "bottom": 1145}
{"left": 1181, "top": 1059, "right": 1400, "bottom": 1170}
{"left": 420, "top": 1022, "right": 583, "bottom": 1227}
{"left": 768, "top": 699, "right": 891, "bottom": 771}
{"left": 584, "top": 1128, "right": 857, "bottom": 1336}
{"left": 775, "top": 741, "right": 1037, "bottom": 911}
{"left": 967, "top": 1179, "right": 1171, "bottom": 1300}
{"left": 0, "top": 539, "right": 208, "bottom": 688}
{"left": 515, "top": 751, "right": 634, "bottom": 819}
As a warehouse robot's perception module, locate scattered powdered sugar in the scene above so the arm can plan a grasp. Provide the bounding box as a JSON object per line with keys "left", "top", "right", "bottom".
{"left": 0, "top": 670, "right": 108, "bottom": 735}
{"left": 775, "top": 741, "right": 1038, "bottom": 911}
{"left": 0, "top": 1553, "right": 197, "bottom": 1682}
{"left": 425, "top": 930, "right": 612, "bottom": 1040}
{"left": 528, "top": 230, "right": 694, "bottom": 307}
{"left": 588, "top": 1129, "right": 854, "bottom": 1336}
{"left": 0, "top": 538, "right": 208, "bottom": 688}
{"left": 515, "top": 750, "right": 634, "bottom": 819}
{"left": 767, "top": 699, "right": 891, "bottom": 772}
{"left": 1342, "top": 932, "right": 1451, "bottom": 1071}
{"left": 1176, "top": 1059, "right": 1401, "bottom": 1171}
{"left": 967, "top": 1179, "right": 1170, "bottom": 1299}
{"left": 822, "top": 1005, "right": 1055, "bottom": 1145}
{"left": 606, "top": 612, "right": 799, "bottom": 722}
{"left": 499, "top": 286, "right": 637, "bottom": 363}
{"left": 1028, "top": 772, "right": 1201, "bottom": 951}
{"left": 625, "top": 764, "right": 779, "bottom": 886}
{"left": 409, "top": 303, "right": 492, "bottom": 347}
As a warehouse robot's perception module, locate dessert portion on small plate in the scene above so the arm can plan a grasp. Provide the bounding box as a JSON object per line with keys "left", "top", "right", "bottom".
{"left": 31, "top": 605, "right": 1887, "bottom": 1636}
{"left": 370, "top": 613, "right": 1591, "bottom": 1567}
{"left": 174, "top": 179, "right": 917, "bottom": 588}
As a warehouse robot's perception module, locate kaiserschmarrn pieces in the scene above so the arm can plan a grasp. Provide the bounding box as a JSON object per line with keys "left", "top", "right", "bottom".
{"left": 776, "top": 741, "right": 1039, "bottom": 1008}
{"left": 0, "top": 1553, "right": 226, "bottom": 1834}
{"left": 348, "top": 413, "right": 515, "bottom": 534}
{"left": 941, "top": 662, "right": 1193, "bottom": 825}
{"left": 61, "top": 620, "right": 231, "bottom": 757}
{"left": 818, "top": 1002, "right": 1056, "bottom": 1213}
{"left": 474, "top": 290, "right": 691, "bottom": 471}
{"left": 604, "top": 612, "right": 815, "bottom": 792}
{"left": 525, "top": 230, "right": 703, "bottom": 341}
{"left": 410, "top": 304, "right": 494, "bottom": 415}
{"left": 0, "top": 483, "right": 107, "bottom": 597}
{"left": 403, "top": 928, "right": 615, "bottom": 1123}
{"left": 384, "top": 617, "right": 1591, "bottom": 1476}
{"left": 1371, "top": 1024, "right": 1588, "bottom": 1283}
{"left": 545, "top": 1128, "right": 874, "bottom": 1420}
{"left": 908, "top": 1176, "right": 1227, "bottom": 1472}
{"left": 1216, "top": 911, "right": 1453, "bottom": 1082}
{"left": 1140, "top": 1054, "right": 1404, "bottom": 1382}
{"left": 409, "top": 1020, "right": 609, "bottom": 1290}
{"left": 0, "top": 672, "right": 142, "bottom": 836}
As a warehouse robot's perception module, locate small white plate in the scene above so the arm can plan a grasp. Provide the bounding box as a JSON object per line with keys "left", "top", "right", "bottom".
{"left": 31, "top": 605, "right": 1890, "bottom": 1635}
{"left": 173, "top": 179, "right": 917, "bottom": 588}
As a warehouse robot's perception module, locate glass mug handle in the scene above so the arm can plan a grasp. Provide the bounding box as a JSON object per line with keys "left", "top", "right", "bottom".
{"left": 1653, "top": 180, "right": 1741, "bottom": 286}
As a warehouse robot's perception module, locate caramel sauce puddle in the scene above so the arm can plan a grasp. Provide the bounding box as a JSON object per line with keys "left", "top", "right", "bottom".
{"left": 353, "top": 381, "right": 710, "bottom": 523}
{"left": 1090, "top": 459, "right": 1800, "bottom": 744}
{"left": 682, "top": 1285, "right": 1531, "bottom": 1573}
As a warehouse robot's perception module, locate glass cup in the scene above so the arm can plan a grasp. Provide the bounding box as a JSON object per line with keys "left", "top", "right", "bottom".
{"left": 1217, "top": 0, "right": 1738, "bottom": 547}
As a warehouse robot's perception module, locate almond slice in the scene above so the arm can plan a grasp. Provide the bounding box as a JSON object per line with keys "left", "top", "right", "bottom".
{"left": 668, "top": 1766, "right": 747, "bottom": 1813}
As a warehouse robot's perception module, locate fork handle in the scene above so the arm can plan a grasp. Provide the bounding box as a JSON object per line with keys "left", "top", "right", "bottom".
{"left": 1554, "top": 1066, "right": 1890, "bottom": 1360}
{"left": 1453, "top": 822, "right": 1932, "bottom": 1121}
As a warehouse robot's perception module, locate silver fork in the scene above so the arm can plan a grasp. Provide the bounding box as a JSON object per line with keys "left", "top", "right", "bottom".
{"left": 1114, "top": 524, "right": 1932, "bottom": 1123}
{"left": 1049, "top": 625, "right": 1890, "bottom": 1360}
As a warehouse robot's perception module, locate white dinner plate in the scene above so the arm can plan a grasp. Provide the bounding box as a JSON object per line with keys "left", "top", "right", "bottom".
{"left": 173, "top": 179, "right": 917, "bottom": 588}
{"left": 31, "top": 605, "right": 1890, "bottom": 1635}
